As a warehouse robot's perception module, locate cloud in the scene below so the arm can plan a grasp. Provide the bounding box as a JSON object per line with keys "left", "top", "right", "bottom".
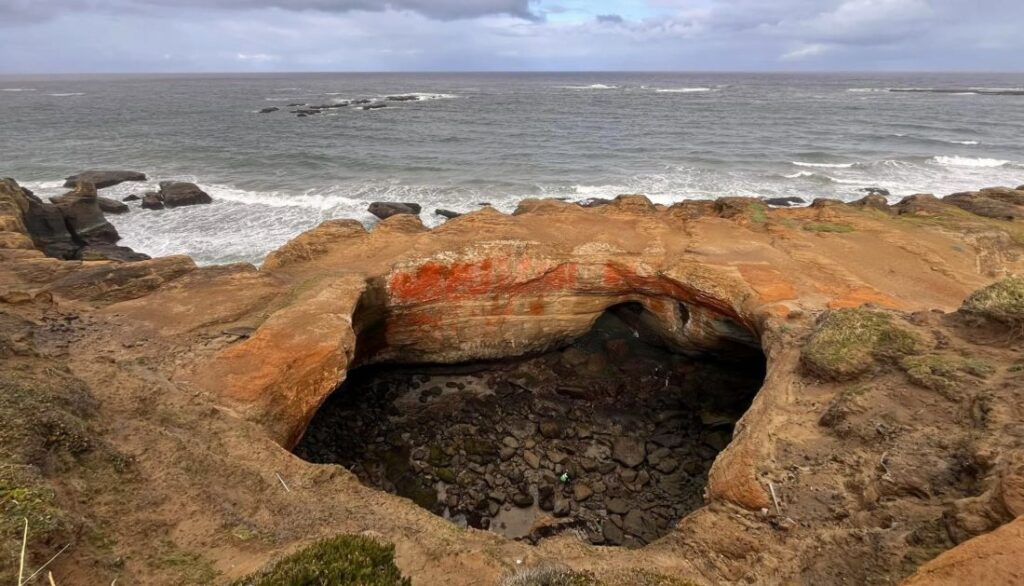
{"left": 781, "top": 43, "right": 830, "bottom": 61}
{"left": 595, "top": 14, "right": 624, "bottom": 24}
{"left": 0, "top": 0, "right": 541, "bottom": 24}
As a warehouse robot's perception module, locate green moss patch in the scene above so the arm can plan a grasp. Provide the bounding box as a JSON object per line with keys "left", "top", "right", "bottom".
{"left": 232, "top": 535, "right": 410, "bottom": 586}
{"left": 962, "top": 275, "right": 1024, "bottom": 331}
{"left": 899, "top": 354, "right": 995, "bottom": 399}
{"left": 803, "top": 309, "right": 918, "bottom": 380}
{"left": 803, "top": 222, "right": 855, "bottom": 233}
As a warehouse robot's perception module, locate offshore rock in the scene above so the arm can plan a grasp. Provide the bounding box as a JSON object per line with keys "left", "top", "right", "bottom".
{"left": 157, "top": 181, "right": 213, "bottom": 208}
{"left": 63, "top": 169, "right": 147, "bottom": 189}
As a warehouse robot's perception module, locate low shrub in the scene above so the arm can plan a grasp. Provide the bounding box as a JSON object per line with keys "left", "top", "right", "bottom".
{"left": 232, "top": 534, "right": 410, "bottom": 586}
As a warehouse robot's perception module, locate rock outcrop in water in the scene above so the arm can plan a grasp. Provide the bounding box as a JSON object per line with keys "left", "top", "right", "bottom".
{"left": 63, "top": 169, "right": 147, "bottom": 189}
{"left": 1, "top": 181, "right": 1023, "bottom": 585}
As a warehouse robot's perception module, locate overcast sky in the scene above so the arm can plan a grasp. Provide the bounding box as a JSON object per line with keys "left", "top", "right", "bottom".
{"left": 1, "top": 0, "right": 1021, "bottom": 73}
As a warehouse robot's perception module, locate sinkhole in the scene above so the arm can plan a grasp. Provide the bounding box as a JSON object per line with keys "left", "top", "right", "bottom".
{"left": 294, "top": 302, "right": 766, "bottom": 548}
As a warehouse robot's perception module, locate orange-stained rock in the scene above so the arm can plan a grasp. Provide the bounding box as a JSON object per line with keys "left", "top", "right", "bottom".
{"left": 901, "top": 516, "right": 1024, "bottom": 586}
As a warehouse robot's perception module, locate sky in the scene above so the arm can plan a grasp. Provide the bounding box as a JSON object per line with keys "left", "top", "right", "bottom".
{"left": 0, "top": 0, "right": 1022, "bottom": 73}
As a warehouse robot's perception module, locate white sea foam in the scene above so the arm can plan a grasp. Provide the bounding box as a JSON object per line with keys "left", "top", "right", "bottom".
{"left": 563, "top": 84, "right": 618, "bottom": 90}
{"left": 1, "top": 88, "right": 36, "bottom": 92}
{"left": 47, "top": 92, "right": 85, "bottom": 97}
{"left": 406, "top": 92, "right": 458, "bottom": 100}
{"left": 654, "top": 87, "right": 712, "bottom": 93}
{"left": 949, "top": 140, "right": 979, "bottom": 145}
{"left": 931, "top": 156, "right": 1012, "bottom": 168}
{"left": 847, "top": 88, "right": 888, "bottom": 93}
{"left": 783, "top": 171, "right": 836, "bottom": 181}
{"left": 792, "top": 161, "right": 856, "bottom": 168}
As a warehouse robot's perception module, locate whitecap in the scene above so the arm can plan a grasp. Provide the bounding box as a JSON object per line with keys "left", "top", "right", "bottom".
{"left": 562, "top": 84, "right": 618, "bottom": 90}
{"left": 930, "top": 156, "right": 1011, "bottom": 168}
{"left": 949, "top": 140, "right": 979, "bottom": 145}
{"left": 1, "top": 88, "right": 36, "bottom": 92}
{"left": 792, "top": 161, "right": 856, "bottom": 169}
{"left": 654, "top": 87, "right": 712, "bottom": 93}
{"left": 847, "top": 88, "right": 888, "bottom": 93}
{"left": 47, "top": 92, "right": 85, "bottom": 97}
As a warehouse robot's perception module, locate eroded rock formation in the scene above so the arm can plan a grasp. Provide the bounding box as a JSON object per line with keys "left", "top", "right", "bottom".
{"left": 1, "top": 182, "right": 1023, "bottom": 585}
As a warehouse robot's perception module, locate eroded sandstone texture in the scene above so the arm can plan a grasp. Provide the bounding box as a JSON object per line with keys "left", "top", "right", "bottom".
{"left": 2, "top": 178, "right": 1024, "bottom": 585}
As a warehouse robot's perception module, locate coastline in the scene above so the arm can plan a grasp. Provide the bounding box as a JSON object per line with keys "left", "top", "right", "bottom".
{"left": 2, "top": 175, "right": 1023, "bottom": 584}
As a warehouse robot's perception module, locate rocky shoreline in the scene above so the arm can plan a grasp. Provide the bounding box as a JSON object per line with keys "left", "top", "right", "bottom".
{"left": 1, "top": 175, "right": 1023, "bottom": 585}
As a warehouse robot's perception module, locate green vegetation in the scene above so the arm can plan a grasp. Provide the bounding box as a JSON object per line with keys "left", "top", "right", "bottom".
{"left": 962, "top": 275, "right": 1024, "bottom": 332}
{"left": 157, "top": 544, "right": 220, "bottom": 585}
{"left": 232, "top": 535, "right": 410, "bottom": 586}
{"left": 899, "top": 354, "right": 995, "bottom": 399}
{"left": 749, "top": 202, "right": 768, "bottom": 224}
{"left": 803, "top": 222, "right": 855, "bottom": 233}
{"left": 500, "top": 565, "right": 601, "bottom": 586}
{"left": 803, "top": 308, "right": 918, "bottom": 380}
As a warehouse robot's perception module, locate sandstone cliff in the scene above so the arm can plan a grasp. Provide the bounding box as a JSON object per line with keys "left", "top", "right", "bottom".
{"left": 1, "top": 178, "right": 1023, "bottom": 585}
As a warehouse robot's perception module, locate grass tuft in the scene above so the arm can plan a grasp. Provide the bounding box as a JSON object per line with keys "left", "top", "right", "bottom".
{"left": 803, "top": 308, "right": 918, "bottom": 380}
{"left": 961, "top": 275, "right": 1024, "bottom": 332}
{"left": 232, "top": 534, "right": 410, "bottom": 586}
{"left": 899, "top": 353, "right": 995, "bottom": 399}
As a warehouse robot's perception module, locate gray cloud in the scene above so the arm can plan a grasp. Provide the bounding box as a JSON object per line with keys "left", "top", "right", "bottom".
{"left": 0, "top": 0, "right": 540, "bottom": 23}
{"left": 595, "top": 14, "right": 623, "bottom": 24}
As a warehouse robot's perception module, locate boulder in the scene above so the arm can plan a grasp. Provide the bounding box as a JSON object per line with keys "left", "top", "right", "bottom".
{"left": 612, "top": 437, "right": 646, "bottom": 468}
{"left": 52, "top": 182, "right": 120, "bottom": 245}
{"left": 98, "top": 196, "right": 129, "bottom": 214}
{"left": 141, "top": 192, "right": 164, "bottom": 210}
{"left": 368, "top": 202, "right": 421, "bottom": 220}
{"left": 387, "top": 95, "right": 419, "bottom": 102}
{"left": 63, "top": 170, "right": 146, "bottom": 189}
{"left": 362, "top": 103, "right": 387, "bottom": 111}
{"left": 944, "top": 191, "right": 1024, "bottom": 220}
{"left": 122, "top": 194, "right": 141, "bottom": 202}
{"left": 158, "top": 181, "right": 213, "bottom": 208}
{"left": 850, "top": 193, "right": 891, "bottom": 212}
{"left": 77, "top": 244, "right": 151, "bottom": 262}
{"left": 764, "top": 197, "right": 806, "bottom": 207}
{"left": 435, "top": 209, "right": 461, "bottom": 220}
{"left": 15, "top": 188, "right": 79, "bottom": 259}
{"left": 258, "top": 107, "right": 279, "bottom": 114}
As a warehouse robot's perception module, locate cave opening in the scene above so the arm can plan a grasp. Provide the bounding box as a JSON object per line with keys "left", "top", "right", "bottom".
{"left": 294, "top": 301, "right": 766, "bottom": 548}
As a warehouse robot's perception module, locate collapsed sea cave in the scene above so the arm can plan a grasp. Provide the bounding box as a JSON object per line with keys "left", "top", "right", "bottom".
{"left": 294, "top": 301, "right": 766, "bottom": 548}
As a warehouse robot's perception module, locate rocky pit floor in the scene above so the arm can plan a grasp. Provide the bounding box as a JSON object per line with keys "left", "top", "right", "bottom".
{"left": 296, "top": 307, "right": 765, "bottom": 548}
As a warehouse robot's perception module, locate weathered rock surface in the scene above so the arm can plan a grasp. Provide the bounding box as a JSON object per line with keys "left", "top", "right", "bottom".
{"left": 63, "top": 170, "right": 146, "bottom": 189}
{"left": 51, "top": 182, "right": 120, "bottom": 245}
{"left": 764, "top": 196, "right": 806, "bottom": 207}
{"left": 944, "top": 187, "right": 1024, "bottom": 220}
{"left": 157, "top": 181, "right": 213, "bottom": 208}
{"left": 2, "top": 183, "right": 1024, "bottom": 585}
{"left": 369, "top": 201, "right": 421, "bottom": 219}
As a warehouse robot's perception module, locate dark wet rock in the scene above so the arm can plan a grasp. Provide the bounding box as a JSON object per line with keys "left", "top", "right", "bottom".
{"left": 97, "top": 196, "right": 129, "bottom": 214}
{"left": 122, "top": 194, "right": 140, "bottom": 202}
{"left": 352, "top": 99, "right": 372, "bottom": 104}
{"left": 578, "top": 198, "right": 613, "bottom": 208}
{"left": 387, "top": 95, "right": 419, "bottom": 102}
{"left": 512, "top": 492, "right": 534, "bottom": 508}
{"left": 77, "top": 244, "right": 151, "bottom": 262}
{"left": 602, "top": 519, "right": 624, "bottom": 545}
{"left": 258, "top": 107, "right": 279, "bottom": 114}
{"left": 158, "top": 181, "right": 213, "bottom": 208}
{"left": 435, "top": 209, "right": 461, "bottom": 220}
{"left": 52, "top": 182, "right": 120, "bottom": 245}
{"left": 291, "top": 109, "right": 321, "bottom": 116}
{"left": 368, "top": 202, "right": 421, "bottom": 220}
{"left": 141, "top": 192, "right": 164, "bottom": 210}
{"left": 63, "top": 170, "right": 146, "bottom": 189}
{"left": 539, "top": 419, "right": 562, "bottom": 439}
{"left": 362, "top": 103, "right": 387, "bottom": 110}
{"left": 763, "top": 196, "right": 806, "bottom": 207}
{"left": 612, "top": 437, "right": 646, "bottom": 468}
{"left": 286, "top": 102, "right": 306, "bottom": 107}
{"left": 858, "top": 187, "right": 891, "bottom": 197}
{"left": 20, "top": 192, "right": 78, "bottom": 259}
{"left": 622, "top": 509, "right": 659, "bottom": 543}
{"left": 315, "top": 102, "right": 348, "bottom": 109}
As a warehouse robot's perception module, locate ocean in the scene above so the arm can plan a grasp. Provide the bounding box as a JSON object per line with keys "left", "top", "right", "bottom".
{"left": 2, "top": 72, "right": 1023, "bottom": 265}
